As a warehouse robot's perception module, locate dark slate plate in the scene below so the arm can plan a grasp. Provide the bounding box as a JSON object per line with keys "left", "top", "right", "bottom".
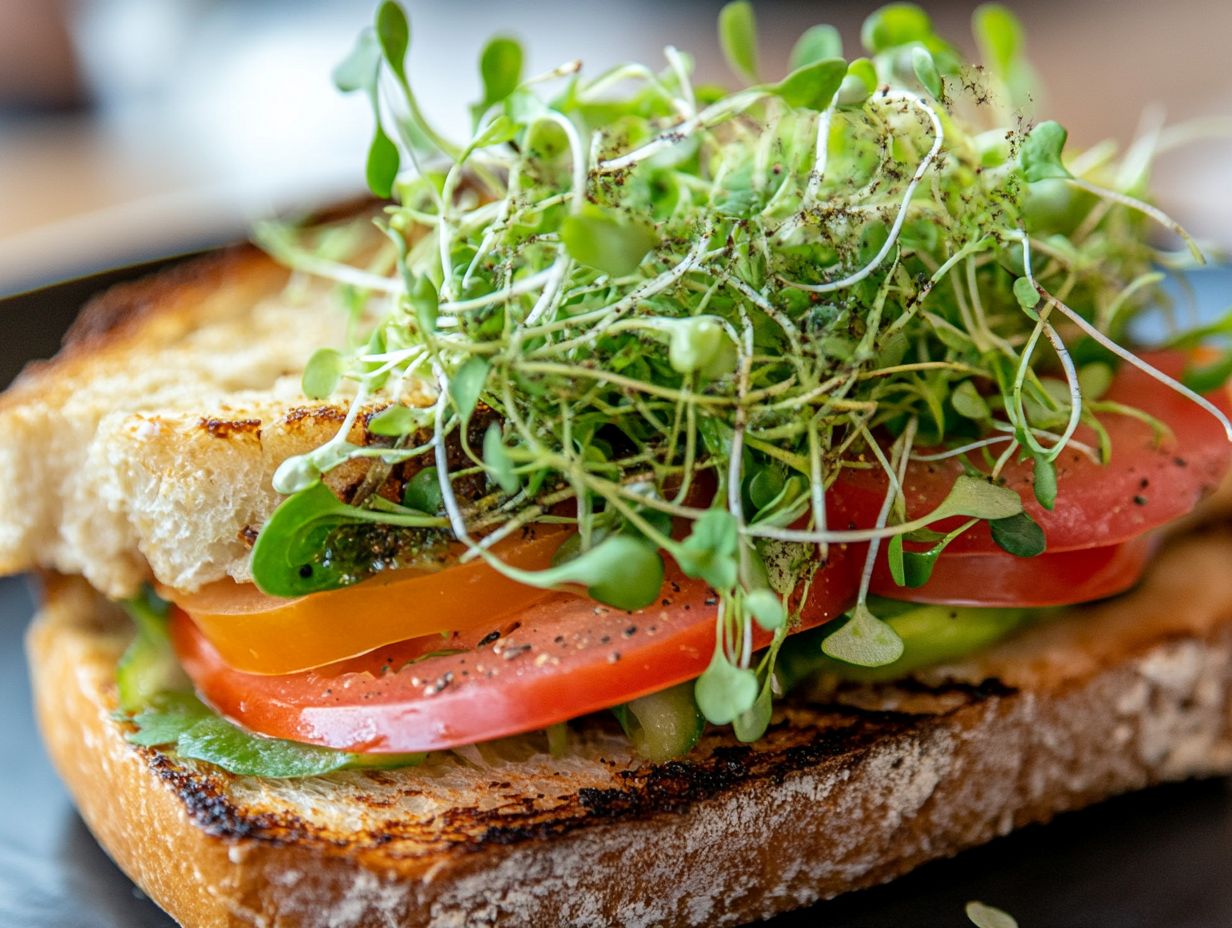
{"left": 2, "top": 260, "right": 1231, "bottom": 928}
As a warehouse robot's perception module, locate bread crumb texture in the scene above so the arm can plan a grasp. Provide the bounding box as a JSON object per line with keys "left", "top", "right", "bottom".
{"left": 0, "top": 249, "right": 402, "bottom": 595}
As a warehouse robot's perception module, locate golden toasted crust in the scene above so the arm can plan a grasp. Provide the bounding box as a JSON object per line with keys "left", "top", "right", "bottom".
{"left": 4, "top": 246, "right": 286, "bottom": 407}
{"left": 29, "top": 530, "right": 1232, "bottom": 927}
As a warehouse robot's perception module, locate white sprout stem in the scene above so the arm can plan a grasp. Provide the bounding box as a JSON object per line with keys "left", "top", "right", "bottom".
{"left": 536, "top": 232, "right": 713, "bottom": 343}
{"left": 774, "top": 106, "right": 834, "bottom": 240}
{"left": 1039, "top": 311, "right": 1083, "bottom": 461}
{"left": 462, "top": 163, "right": 523, "bottom": 290}
{"left": 1102, "top": 270, "right": 1166, "bottom": 331}
{"left": 436, "top": 166, "right": 464, "bottom": 302}
{"left": 440, "top": 268, "right": 559, "bottom": 314}
{"left": 540, "top": 111, "right": 588, "bottom": 215}
{"left": 804, "top": 106, "right": 834, "bottom": 207}
{"left": 740, "top": 599, "right": 754, "bottom": 669}
{"left": 595, "top": 89, "right": 767, "bottom": 174}
{"left": 265, "top": 252, "right": 403, "bottom": 294}
{"left": 988, "top": 421, "right": 1100, "bottom": 463}
{"left": 580, "top": 63, "right": 690, "bottom": 119}
{"left": 1007, "top": 232, "right": 1082, "bottom": 460}
{"left": 807, "top": 419, "right": 828, "bottom": 560}
{"left": 1067, "top": 175, "right": 1204, "bottom": 264}
{"left": 430, "top": 368, "right": 475, "bottom": 546}
{"left": 523, "top": 258, "right": 572, "bottom": 326}
{"left": 523, "top": 59, "right": 582, "bottom": 86}
{"left": 782, "top": 91, "right": 944, "bottom": 294}
{"left": 1048, "top": 297, "right": 1232, "bottom": 442}
{"left": 663, "top": 45, "right": 696, "bottom": 116}
{"left": 727, "top": 277, "right": 804, "bottom": 358}
{"left": 728, "top": 315, "right": 755, "bottom": 649}
{"left": 857, "top": 421, "right": 916, "bottom": 604}
{"left": 990, "top": 435, "right": 1020, "bottom": 480}
{"left": 1008, "top": 301, "right": 1082, "bottom": 462}
{"left": 910, "top": 435, "right": 1013, "bottom": 462}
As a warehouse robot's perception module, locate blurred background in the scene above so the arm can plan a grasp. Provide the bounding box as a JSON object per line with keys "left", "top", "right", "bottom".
{"left": 1, "top": 0, "right": 1230, "bottom": 296}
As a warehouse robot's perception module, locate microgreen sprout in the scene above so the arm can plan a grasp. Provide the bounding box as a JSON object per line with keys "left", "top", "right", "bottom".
{"left": 254, "top": 1, "right": 1230, "bottom": 731}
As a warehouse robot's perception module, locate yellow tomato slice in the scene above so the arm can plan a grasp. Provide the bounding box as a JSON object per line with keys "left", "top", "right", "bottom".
{"left": 171, "top": 530, "right": 564, "bottom": 675}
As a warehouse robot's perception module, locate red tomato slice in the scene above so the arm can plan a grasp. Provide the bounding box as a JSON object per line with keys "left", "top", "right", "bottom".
{"left": 869, "top": 533, "right": 1155, "bottom": 607}
{"left": 829, "top": 351, "right": 1231, "bottom": 555}
{"left": 171, "top": 545, "right": 863, "bottom": 753}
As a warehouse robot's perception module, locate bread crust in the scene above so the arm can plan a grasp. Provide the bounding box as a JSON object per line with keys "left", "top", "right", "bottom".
{"left": 28, "top": 531, "right": 1232, "bottom": 927}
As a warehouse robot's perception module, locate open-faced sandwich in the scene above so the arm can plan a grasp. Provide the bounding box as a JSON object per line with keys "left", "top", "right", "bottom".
{"left": 5, "top": 3, "right": 1232, "bottom": 926}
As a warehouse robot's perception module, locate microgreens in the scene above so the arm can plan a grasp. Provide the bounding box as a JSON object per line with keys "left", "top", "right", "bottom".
{"left": 255, "top": 1, "right": 1229, "bottom": 729}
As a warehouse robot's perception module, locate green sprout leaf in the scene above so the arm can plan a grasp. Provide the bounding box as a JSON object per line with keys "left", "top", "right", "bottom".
{"left": 769, "top": 58, "right": 848, "bottom": 111}
{"left": 990, "top": 510, "right": 1046, "bottom": 557}
{"left": 484, "top": 423, "right": 519, "bottom": 494}
{"left": 251, "top": 483, "right": 442, "bottom": 596}
{"left": 1033, "top": 455, "right": 1057, "bottom": 510}
{"left": 529, "top": 535, "right": 665, "bottom": 610}
{"left": 718, "top": 1, "right": 759, "bottom": 83}
{"left": 375, "top": 0, "right": 411, "bottom": 86}
{"left": 1021, "top": 120, "right": 1073, "bottom": 182}
{"left": 732, "top": 681, "right": 773, "bottom": 742}
{"left": 302, "top": 348, "right": 344, "bottom": 399}
{"left": 822, "top": 602, "right": 905, "bottom": 667}
{"left": 561, "top": 207, "right": 657, "bottom": 278}
{"left": 465, "top": 115, "right": 518, "bottom": 158}
{"left": 1078, "top": 361, "right": 1114, "bottom": 400}
{"left": 403, "top": 466, "right": 442, "bottom": 513}
{"left": 838, "top": 56, "right": 878, "bottom": 105}
{"left": 251, "top": 484, "right": 360, "bottom": 596}
{"left": 966, "top": 901, "right": 1020, "bottom": 928}
{"left": 861, "top": 3, "right": 933, "bottom": 53}
{"left": 332, "top": 29, "right": 381, "bottom": 93}
{"left": 695, "top": 650, "right": 759, "bottom": 724}
{"left": 368, "top": 404, "right": 420, "bottom": 437}
{"left": 911, "top": 46, "right": 943, "bottom": 100}
{"left": 951, "top": 379, "right": 990, "bottom": 420}
{"left": 972, "top": 4, "right": 1023, "bottom": 78}
{"left": 366, "top": 127, "right": 401, "bottom": 200}
{"left": 1012, "top": 275, "right": 1041, "bottom": 310}
{"left": 449, "top": 356, "right": 490, "bottom": 423}
{"left": 887, "top": 519, "right": 966, "bottom": 589}
{"left": 478, "top": 37, "right": 523, "bottom": 110}
{"left": 675, "top": 509, "right": 740, "bottom": 590}
{"left": 931, "top": 474, "right": 1023, "bottom": 522}
{"left": 409, "top": 275, "right": 439, "bottom": 332}
{"left": 789, "top": 24, "right": 842, "bottom": 70}
{"left": 745, "top": 588, "right": 787, "bottom": 630}
{"left": 664, "top": 316, "right": 735, "bottom": 378}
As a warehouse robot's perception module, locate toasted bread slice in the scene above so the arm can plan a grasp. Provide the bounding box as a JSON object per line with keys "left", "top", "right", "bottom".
{"left": 29, "top": 529, "right": 1232, "bottom": 928}
{"left": 0, "top": 247, "right": 413, "bottom": 597}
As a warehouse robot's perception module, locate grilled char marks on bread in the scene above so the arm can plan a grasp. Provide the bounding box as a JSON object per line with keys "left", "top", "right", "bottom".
{"left": 30, "top": 531, "right": 1232, "bottom": 928}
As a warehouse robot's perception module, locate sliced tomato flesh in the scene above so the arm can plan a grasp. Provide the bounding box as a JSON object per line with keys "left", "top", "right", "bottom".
{"left": 870, "top": 533, "right": 1156, "bottom": 607}
{"left": 829, "top": 351, "right": 1232, "bottom": 555}
{"left": 171, "top": 544, "right": 864, "bottom": 753}
{"left": 171, "top": 528, "right": 564, "bottom": 675}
